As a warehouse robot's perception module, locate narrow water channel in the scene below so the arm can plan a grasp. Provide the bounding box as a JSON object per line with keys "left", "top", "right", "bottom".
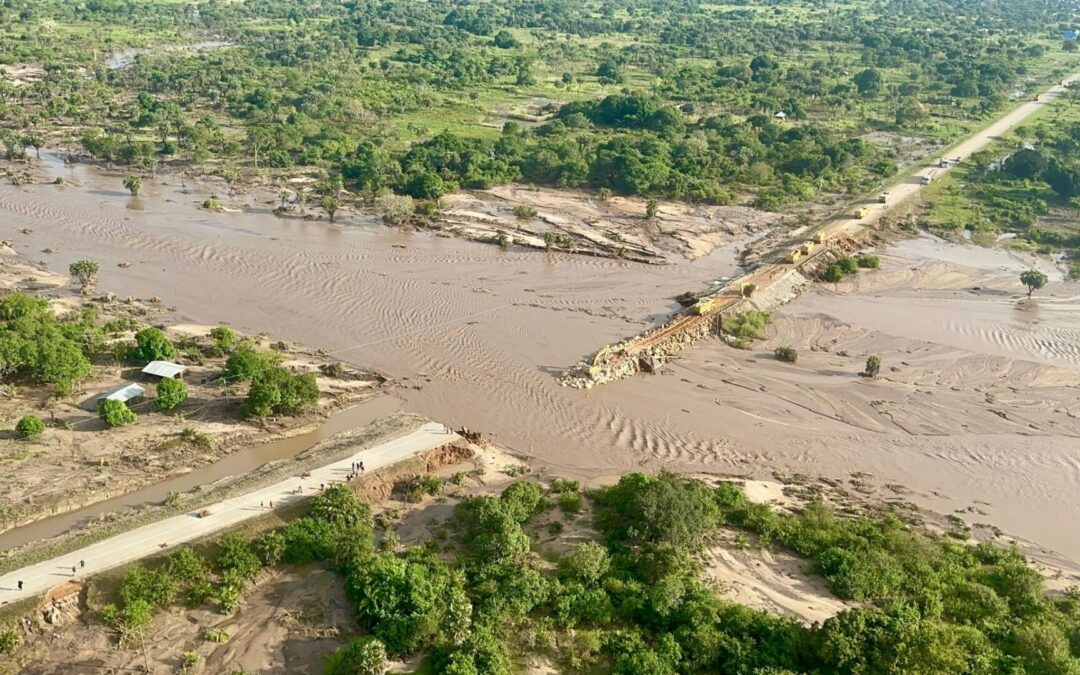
{"left": 0, "top": 396, "right": 401, "bottom": 551}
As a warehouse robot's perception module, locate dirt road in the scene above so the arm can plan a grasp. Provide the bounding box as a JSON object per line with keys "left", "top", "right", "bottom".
{"left": 0, "top": 423, "right": 456, "bottom": 605}
{"left": 828, "top": 73, "right": 1080, "bottom": 238}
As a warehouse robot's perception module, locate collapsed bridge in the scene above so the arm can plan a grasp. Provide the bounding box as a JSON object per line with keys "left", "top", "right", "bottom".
{"left": 560, "top": 229, "right": 861, "bottom": 388}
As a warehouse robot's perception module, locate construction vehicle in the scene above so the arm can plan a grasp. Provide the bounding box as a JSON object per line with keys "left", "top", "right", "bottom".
{"left": 800, "top": 241, "right": 816, "bottom": 256}
{"left": 855, "top": 206, "right": 870, "bottom": 219}
{"left": 812, "top": 229, "right": 826, "bottom": 244}
{"left": 878, "top": 192, "right": 890, "bottom": 204}
{"left": 692, "top": 297, "right": 716, "bottom": 315}
{"left": 785, "top": 248, "right": 803, "bottom": 264}
{"left": 921, "top": 170, "right": 937, "bottom": 185}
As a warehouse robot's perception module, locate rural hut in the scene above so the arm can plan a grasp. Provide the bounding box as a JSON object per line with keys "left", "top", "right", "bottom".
{"left": 96, "top": 383, "right": 146, "bottom": 405}
{"left": 141, "top": 361, "right": 187, "bottom": 379}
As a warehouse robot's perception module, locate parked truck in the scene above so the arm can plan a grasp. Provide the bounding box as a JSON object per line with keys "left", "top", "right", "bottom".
{"left": 921, "top": 170, "right": 937, "bottom": 185}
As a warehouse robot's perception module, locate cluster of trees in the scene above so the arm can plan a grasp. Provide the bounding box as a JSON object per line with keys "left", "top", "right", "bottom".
{"left": 339, "top": 98, "right": 891, "bottom": 206}
{"left": 928, "top": 119, "right": 1080, "bottom": 276}
{"left": 2, "top": 0, "right": 1073, "bottom": 211}
{"left": 0, "top": 293, "right": 94, "bottom": 395}
{"left": 99, "top": 470, "right": 1080, "bottom": 673}
{"left": 223, "top": 346, "right": 319, "bottom": 417}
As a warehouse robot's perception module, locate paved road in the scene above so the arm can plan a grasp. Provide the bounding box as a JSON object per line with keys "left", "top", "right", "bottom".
{"left": 827, "top": 72, "right": 1080, "bottom": 239}
{"left": 0, "top": 422, "right": 456, "bottom": 605}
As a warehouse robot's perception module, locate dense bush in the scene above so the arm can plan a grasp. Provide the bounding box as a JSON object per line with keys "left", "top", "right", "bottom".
{"left": 223, "top": 347, "right": 280, "bottom": 383}
{"left": 774, "top": 346, "right": 798, "bottom": 363}
{"left": 130, "top": 327, "right": 176, "bottom": 362}
{"left": 241, "top": 367, "right": 319, "bottom": 417}
{"left": 15, "top": 414, "right": 45, "bottom": 438}
{"left": 97, "top": 471, "right": 1080, "bottom": 674}
{"left": 209, "top": 326, "right": 237, "bottom": 353}
{"left": 326, "top": 636, "right": 389, "bottom": 675}
{"left": 155, "top": 378, "right": 187, "bottom": 410}
{"left": 0, "top": 293, "right": 93, "bottom": 395}
{"left": 98, "top": 399, "right": 137, "bottom": 427}
{"left": 725, "top": 310, "right": 772, "bottom": 341}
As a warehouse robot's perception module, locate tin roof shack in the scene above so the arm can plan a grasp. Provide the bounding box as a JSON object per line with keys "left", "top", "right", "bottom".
{"left": 96, "top": 383, "right": 146, "bottom": 404}
{"left": 141, "top": 361, "right": 187, "bottom": 379}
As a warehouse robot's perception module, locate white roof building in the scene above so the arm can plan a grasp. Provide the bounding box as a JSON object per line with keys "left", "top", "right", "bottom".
{"left": 141, "top": 361, "right": 188, "bottom": 379}
{"left": 773, "top": 111, "right": 787, "bottom": 119}
{"left": 97, "top": 383, "right": 146, "bottom": 403}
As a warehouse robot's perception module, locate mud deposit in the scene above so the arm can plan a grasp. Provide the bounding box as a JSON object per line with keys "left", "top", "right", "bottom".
{"left": 2, "top": 160, "right": 1078, "bottom": 566}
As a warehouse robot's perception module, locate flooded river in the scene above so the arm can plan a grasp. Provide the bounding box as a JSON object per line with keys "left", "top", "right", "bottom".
{"left": 3, "top": 156, "right": 1079, "bottom": 564}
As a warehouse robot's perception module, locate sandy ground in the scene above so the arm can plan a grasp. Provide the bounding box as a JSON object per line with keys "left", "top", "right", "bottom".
{"left": 441, "top": 184, "right": 779, "bottom": 262}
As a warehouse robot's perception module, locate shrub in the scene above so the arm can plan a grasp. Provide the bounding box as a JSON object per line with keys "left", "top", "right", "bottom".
{"left": 864, "top": 355, "right": 882, "bottom": 378}
{"left": 99, "top": 399, "right": 137, "bottom": 427}
{"left": 822, "top": 264, "right": 845, "bottom": 282}
{"left": 559, "top": 491, "right": 583, "bottom": 514}
{"left": 15, "top": 414, "right": 45, "bottom": 438}
{"left": 210, "top": 326, "right": 237, "bottom": 353}
{"left": 513, "top": 204, "right": 538, "bottom": 219}
{"left": 400, "top": 475, "right": 442, "bottom": 503}
{"left": 856, "top": 254, "right": 881, "bottom": 269}
{"left": 130, "top": 327, "right": 176, "bottom": 362}
{"left": 326, "top": 636, "right": 389, "bottom": 675}
{"left": 836, "top": 256, "right": 860, "bottom": 274}
{"left": 725, "top": 310, "right": 772, "bottom": 341}
{"left": 0, "top": 625, "right": 18, "bottom": 655}
{"left": 155, "top": 378, "right": 187, "bottom": 410}
{"left": 774, "top": 346, "right": 798, "bottom": 363}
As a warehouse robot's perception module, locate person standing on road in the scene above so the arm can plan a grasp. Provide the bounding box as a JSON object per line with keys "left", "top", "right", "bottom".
{"left": 17, "top": 581, "right": 23, "bottom": 590}
{"left": 80, "top": 560, "right": 85, "bottom": 569}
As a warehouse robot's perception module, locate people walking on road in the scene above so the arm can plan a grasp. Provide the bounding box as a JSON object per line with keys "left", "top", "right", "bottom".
{"left": 80, "top": 560, "right": 85, "bottom": 569}
{"left": 359, "top": 461, "right": 365, "bottom": 472}
{"left": 71, "top": 566, "right": 77, "bottom": 576}
{"left": 17, "top": 581, "right": 22, "bottom": 590}
{"left": 269, "top": 500, "right": 273, "bottom": 508}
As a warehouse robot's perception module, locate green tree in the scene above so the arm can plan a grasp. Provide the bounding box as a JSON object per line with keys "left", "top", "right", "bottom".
{"left": 241, "top": 367, "right": 319, "bottom": 417}
{"left": 853, "top": 68, "right": 883, "bottom": 95}
{"left": 131, "top": 327, "right": 176, "bottom": 362}
{"left": 122, "top": 174, "right": 143, "bottom": 196}
{"left": 594, "top": 471, "right": 721, "bottom": 548}
{"left": 645, "top": 198, "right": 660, "bottom": 219}
{"left": 1020, "top": 268, "right": 1048, "bottom": 297}
{"left": 99, "top": 399, "right": 137, "bottom": 427}
{"left": 15, "top": 414, "right": 45, "bottom": 438}
{"left": 559, "top": 542, "right": 611, "bottom": 585}
{"left": 68, "top": 258, "right": 100, "bottom": 292}
{"left": 223, "top": 347, "right": 279, "bottom": 383}
{"left": 155, "top": 378, "right": 188, "bottom": 410}
{"left": 321, "top": 196, "right": 341, "bottom": 222}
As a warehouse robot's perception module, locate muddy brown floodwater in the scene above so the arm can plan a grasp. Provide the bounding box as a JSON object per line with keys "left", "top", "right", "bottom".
{"left": 3, "top": 156, "right": 1080, "bottom": 568}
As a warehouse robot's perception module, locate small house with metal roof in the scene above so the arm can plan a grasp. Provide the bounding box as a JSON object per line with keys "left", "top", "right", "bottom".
{"left": 141, "top": 361, "right": 188, "bottom": 379}
{"left": 96, "top": 383, "right": 146, "bottom": 404}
